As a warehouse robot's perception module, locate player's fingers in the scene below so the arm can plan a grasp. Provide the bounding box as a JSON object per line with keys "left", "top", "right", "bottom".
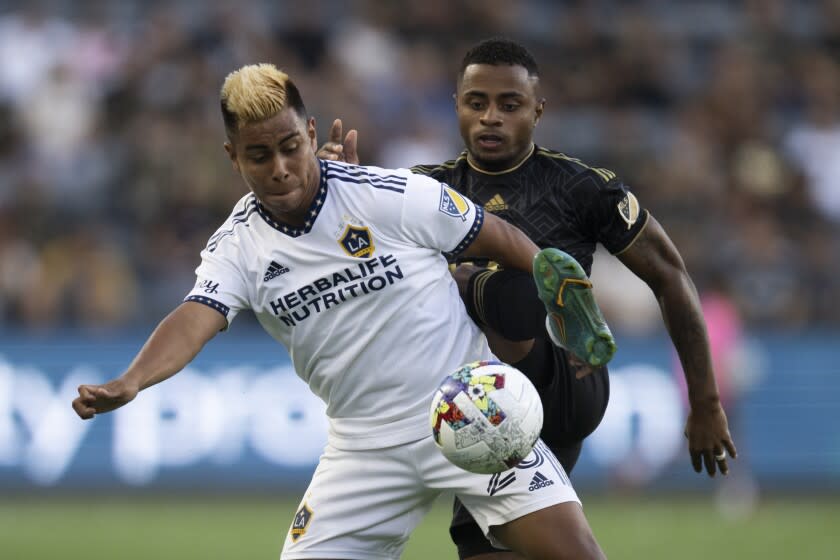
{"left": 92, "top": 386, "right": 116, "bottom": 400}
{"left": 714, "top": 447, "right": 729, "bottom": 476}
{"left": 567, "top": 355, "right": 594, "bottom": 379}
{"left": 328, "top": 119, "right": 343, "bottom": 144}
{"left": 703, "top": 449, "right": 717, "bottom": 477}
{"left": 72, "top": 397, "right": 95, "bottom": 419}
{"left": 690, "top": 449, "right": 702, "bottom": 473}
{"left": 77, "top": 384, "right": 98, "bottom": 401}
{"left": 344, "top": 129, "right": 359, "bottom": 165}
{"left": 724, "top": 439, "right": 738, "bottom": 460}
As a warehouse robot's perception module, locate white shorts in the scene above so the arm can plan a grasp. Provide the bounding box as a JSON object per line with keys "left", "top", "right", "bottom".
{"left": 280, "top": 438, "right": 579, "bottom": 560}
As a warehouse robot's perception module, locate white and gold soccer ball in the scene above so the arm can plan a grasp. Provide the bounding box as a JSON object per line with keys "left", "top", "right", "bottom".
{"left": 430, "top": 360, "right": 543, "bottom": 474}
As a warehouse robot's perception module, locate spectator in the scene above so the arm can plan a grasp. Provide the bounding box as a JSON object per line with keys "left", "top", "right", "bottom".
{"left": 0, "top": 0, "right": 835, "bottom": 330}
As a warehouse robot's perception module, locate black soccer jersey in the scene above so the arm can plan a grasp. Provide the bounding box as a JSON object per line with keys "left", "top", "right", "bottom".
{"left": 412, "top": 145, "right": 648, "bottom": 275}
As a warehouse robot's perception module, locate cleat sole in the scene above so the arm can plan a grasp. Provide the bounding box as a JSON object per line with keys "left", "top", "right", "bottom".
{"left": 533, "top": 249, "right": 616, "bottom": 366}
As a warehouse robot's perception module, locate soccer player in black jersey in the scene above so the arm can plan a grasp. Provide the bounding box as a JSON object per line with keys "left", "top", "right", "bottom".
{"left": 320, "top": 37, "right": 737, "bottom": 560}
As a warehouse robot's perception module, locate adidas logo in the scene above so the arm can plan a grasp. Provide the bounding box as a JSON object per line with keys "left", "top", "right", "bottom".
{"left": 264, "top": 260, "right": 290, "bottom": 281}
{"left": 528, "top": 471, "right": 554, "bottom": 491}
{"left": 484, "top": 194, "right": 508, "bottom": 212}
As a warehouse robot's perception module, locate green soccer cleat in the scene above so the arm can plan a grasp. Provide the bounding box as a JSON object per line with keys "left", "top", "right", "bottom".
{"left": 532, "top": 248, "right": 617, "bottom": 367}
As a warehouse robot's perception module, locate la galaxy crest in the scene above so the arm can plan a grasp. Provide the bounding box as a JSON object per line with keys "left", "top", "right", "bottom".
{"left": 289, "top": 502, "right": 313, "bottom": 542}
{"left": 439, "top": 184, "right": 470, "bottom": 221}
{"left": 339, "top": 224, "right": 375, "bottom": 258}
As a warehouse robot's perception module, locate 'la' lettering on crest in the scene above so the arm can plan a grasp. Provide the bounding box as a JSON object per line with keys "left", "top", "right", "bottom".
{"left": 339, "top": 224, "right": 375, "bottom": 258}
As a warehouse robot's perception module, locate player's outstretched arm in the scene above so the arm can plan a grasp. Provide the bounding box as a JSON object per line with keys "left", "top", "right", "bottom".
{"left": 72, "top": 302, "right": 226, "bottom": 420}
{"left": 315, "top": 118, "right": 359, "bottom": 164}
{"left": 461, "top": 212, "right": 539, "bottom": 274}
{"left": 617, "top": 215, "right": 737, "bottom": 477}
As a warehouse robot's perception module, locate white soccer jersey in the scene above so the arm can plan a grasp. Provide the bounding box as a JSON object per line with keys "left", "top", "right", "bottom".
{"left": 186, "top": 159, "right": 494, "bottom": 450}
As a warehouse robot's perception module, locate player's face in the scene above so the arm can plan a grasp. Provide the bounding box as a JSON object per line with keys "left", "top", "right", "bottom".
{"left": 225, "top": 108, "right": 320, "bottom": 226}
{"left": 456, "top": 64, "right": 545, "bottom": 171}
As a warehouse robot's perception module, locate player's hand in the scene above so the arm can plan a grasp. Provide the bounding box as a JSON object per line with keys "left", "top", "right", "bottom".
{"left": 450, "top": 263, "right": 482, "bottom": 298}
{"left": 316, "top": 119, "right": 359, "bottom": 164}
{"left": 72, "top": 378, "right": 140, "bottom": 419}
{"left": 567, "top": 353, "right": 596, "bottom": 379}
{"left": 684, "top": 400, "right": 738, "bottom": 477}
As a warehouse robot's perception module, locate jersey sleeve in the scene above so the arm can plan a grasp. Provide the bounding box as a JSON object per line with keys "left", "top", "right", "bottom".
{"left": 183, "top": 247, "right": 250, "bottom": 328}
{"left": 399, "top": 172, "right": 484, "bottom": 258}
{"left": 572, "top": 170, "right": 649, "bottom": 254}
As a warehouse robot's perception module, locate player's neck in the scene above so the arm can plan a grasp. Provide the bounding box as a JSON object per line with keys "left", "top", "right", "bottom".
{"left": 467, "top": 143, "right": 534, "bottom": 175}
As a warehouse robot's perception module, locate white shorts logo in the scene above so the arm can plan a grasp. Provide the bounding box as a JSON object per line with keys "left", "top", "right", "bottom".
{"left": 290, "top": 502, "right": 314, "bottom": 543}
{"left": 528, "top": 471, "right": 555, "bottom": 491}
{"left": 486, "top": 471, "right": 516, "bottom": 495}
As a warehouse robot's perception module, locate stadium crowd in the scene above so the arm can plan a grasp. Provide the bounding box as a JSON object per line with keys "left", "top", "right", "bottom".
{"left": 1, "top": 0, "right": 838, "bottom": 332}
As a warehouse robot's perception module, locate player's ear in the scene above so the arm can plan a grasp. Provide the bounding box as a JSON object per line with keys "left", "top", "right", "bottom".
{"left": 534, "top": 98, "right": 546, "bottom": 125}
{"left": 224, "top": 141, "right": 240, "bottom": 172}
{"left": 306, "top": 116, "right": 318, "bottom": 150}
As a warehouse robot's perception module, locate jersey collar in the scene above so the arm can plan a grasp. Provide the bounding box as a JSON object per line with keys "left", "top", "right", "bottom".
{"left": 466, "top": 143, "right": 535, "bottom": 175}
{"left": 255, "top": 159, "right": 329, "bottom": 237}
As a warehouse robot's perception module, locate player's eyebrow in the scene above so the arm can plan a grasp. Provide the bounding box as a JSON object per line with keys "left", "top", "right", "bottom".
{"left": 244, "top": 131, "right": 300, "bottom": 151}
{"left": 462, "top": 90, "right": 526, "bottom": 99}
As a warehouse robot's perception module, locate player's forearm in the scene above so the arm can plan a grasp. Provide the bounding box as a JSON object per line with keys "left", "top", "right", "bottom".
{"left": 656, "top": 271, "right": 720, "bottom": 407}
{"left": 122, "top": 305, "right": 219, "bottom": 391}
{"left": 466, "top": 214, "right": 539, "bottom": 273}
{"left": 494, "top": 226, "right": 539, "bottom": 273}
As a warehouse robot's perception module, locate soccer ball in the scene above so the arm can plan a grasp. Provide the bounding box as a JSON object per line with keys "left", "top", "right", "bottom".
{"left": 430, "top": 360, "right": 543, "bottom": 474}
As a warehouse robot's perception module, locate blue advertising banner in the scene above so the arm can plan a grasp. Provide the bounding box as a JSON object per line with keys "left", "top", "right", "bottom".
{"left": 1, "top": 329, "right": 838, "bottom": 492}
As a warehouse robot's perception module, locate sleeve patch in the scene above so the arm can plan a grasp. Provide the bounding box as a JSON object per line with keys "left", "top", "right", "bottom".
{"left": 617, "top": 192, "right": 640, "bottom": 230}
{"left": 439, "top": 184, "right": 470, "bottom": 221}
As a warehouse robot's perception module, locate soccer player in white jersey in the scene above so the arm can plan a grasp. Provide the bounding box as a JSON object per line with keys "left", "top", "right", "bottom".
{"left": 72, "top": 63, "right": 606, "bottom": 560}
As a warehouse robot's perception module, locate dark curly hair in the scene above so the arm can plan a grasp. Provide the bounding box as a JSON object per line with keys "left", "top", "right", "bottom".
{"left": 459, "top": 38, "right": 539, "bottom": 78}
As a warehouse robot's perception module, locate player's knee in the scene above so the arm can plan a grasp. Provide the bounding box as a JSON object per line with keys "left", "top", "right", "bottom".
{"left": 524, "top": 534, "right": 606, "bottom": 560}
{"left": 578, "top": 532, "right": 606, "bottom": 560}
{"left": 553, "top": 528, "right": 605, "bottom": 560}
{"left": 534, "top": 540, "right": 603, "bottom": 560}
{"left": 494, "top": 521, "right": 606, "bottom": 560}
{"left": 535, "top": 515, "right": 606, "bottom": 560}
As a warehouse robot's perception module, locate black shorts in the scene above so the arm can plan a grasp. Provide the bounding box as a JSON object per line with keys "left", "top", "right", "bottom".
{"left": 449, "top": 339, "right": 609, "bottom": 559}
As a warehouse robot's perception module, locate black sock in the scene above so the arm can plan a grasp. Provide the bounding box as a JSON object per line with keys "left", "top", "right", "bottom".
{"left": 465, "top": 268, "right": 546, "bottom": 341}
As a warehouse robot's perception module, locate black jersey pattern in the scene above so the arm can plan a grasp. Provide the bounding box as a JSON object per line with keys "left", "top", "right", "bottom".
{"left": 412, "top": 145, "right": 648, "bottom": 275}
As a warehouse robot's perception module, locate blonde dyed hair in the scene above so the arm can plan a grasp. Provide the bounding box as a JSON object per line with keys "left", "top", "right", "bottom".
{"left": 220, "top": 63, "right": 305, "bottom": 135}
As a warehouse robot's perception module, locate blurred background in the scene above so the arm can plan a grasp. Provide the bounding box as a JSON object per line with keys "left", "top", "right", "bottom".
{"left": 1, "top": 0, "right": 838, "bottom": 558}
